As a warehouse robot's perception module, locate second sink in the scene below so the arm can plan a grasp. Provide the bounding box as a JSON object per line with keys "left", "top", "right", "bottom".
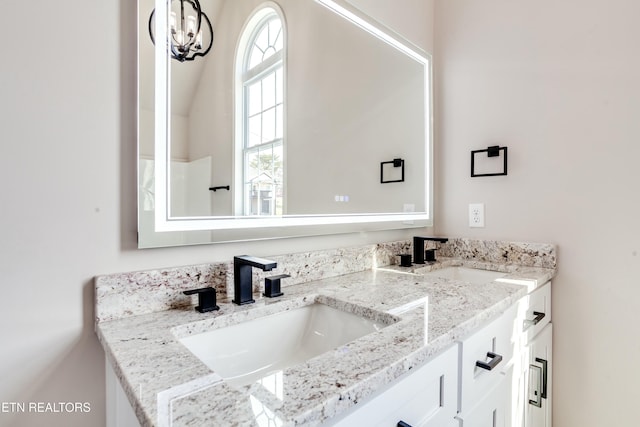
{"left": 422, "top": 266, "right": 507, "bottom": 283}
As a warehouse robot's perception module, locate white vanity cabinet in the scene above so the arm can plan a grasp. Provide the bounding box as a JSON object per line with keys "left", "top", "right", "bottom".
{"left": 511, "top": 281, "right": 552, "bottom": 427}
{"left": 328, "top": 345, "right": 459, "bottom": 427}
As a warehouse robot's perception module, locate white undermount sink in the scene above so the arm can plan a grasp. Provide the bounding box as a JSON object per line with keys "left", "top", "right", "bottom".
{"left": 178, "top": 301, "right": 394, "bottom": 387}
{"left": 422, "top": 266, "right": 507, "bottom": 283}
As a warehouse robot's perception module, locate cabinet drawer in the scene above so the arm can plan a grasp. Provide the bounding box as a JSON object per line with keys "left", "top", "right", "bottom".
{"left": 329, "top": 345, "right": 458, "bottom": 427}
{"left": 459, "top": 305, "right": 517, "bottom": 413}
{"left": 519, "top": 282, "right": 551, "bottom": 343}
{"left": 457, "top": 366, "right": 513, "bottom": 427}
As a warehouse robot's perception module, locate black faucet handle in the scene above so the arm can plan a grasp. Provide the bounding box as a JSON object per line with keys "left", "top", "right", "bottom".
{"left": 183, "top": 287, "right": 220, "bottom": 313}
{"left": 264, "top": 274, "right": 290, "bottom": 298}
{"left": 397, "top": 254, "right": 413, "bottom": 267}
{"left": 413, "top": 236, "right": 449, "bottom": 264}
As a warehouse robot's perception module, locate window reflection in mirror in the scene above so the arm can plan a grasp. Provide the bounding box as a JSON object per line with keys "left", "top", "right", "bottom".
{"left": 237, "top": 7, "right": 285, "bottom": 216}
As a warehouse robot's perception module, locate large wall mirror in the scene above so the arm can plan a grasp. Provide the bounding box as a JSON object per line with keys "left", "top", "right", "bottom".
{"left": 138, "top": 0, "right": 433, "bottom": 248}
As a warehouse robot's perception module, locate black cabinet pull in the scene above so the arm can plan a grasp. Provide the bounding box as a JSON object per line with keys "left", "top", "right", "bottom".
{"left": 537, "top": 357, "right": 548, "bottom": 399}
{"left": 397, "top": 422, "right": 413, "bottom": 427}
{"left": 475, "top": 351, "right": 503, "bottom": 371}
{"left": 529, "top": 364, "right": 543, "bottom": 408}
{"left": 524, "top": 311, "right": 546, "bottom": 329}
{"left": 528, "top": 357, "right": 548, "bottom": 407}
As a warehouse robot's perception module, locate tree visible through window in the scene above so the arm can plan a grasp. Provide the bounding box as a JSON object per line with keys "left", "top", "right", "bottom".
{"left": 239, "top": 9, "right": 284, "bottom": 216}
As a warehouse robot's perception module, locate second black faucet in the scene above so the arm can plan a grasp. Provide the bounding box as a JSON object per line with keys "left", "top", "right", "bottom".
{"left": 413, "top": 236, "right": 449, "bottom": 264}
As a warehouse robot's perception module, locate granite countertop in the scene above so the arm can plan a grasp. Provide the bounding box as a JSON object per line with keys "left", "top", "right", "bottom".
{"left": 96, "top": 259, "right": 554, "bottom": 426}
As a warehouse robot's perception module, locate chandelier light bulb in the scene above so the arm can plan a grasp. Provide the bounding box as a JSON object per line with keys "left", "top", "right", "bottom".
{"left": 170, "top": 12, "right": 177, "bottom": 34}
{"left": 187, "top": 15, "right": 197, "bottom": 38}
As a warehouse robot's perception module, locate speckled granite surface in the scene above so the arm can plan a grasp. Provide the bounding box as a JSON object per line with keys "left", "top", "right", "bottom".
{"left": 438, "top": 238, "right": 557, "bottom": 269}
{"left": 95, "top": 239, "right": 553, "bottom": 323}
{"left": 95, "top": 240, "right": 410, "bottom": 323}
{"left": 95, "top": 239, "right": 556, "bottom": 427}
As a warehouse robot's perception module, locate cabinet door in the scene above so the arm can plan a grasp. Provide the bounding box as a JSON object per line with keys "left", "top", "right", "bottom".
{"left": 457, "top": 368, "right": 513, "bottom": 427}
{"left": 524, "top": 324, "right": 552, "bottom": 427}
{"left": 106, "top": 360, "right": 140, "bottom": 427}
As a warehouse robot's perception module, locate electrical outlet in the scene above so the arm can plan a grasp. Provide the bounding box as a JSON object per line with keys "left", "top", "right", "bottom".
{"left": 469, "top": 203, "right": 485, "bottom": 227}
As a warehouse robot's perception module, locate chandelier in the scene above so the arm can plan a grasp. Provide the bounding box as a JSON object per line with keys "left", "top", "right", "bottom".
{"left": 149, "top": 0, "right": 214, "bottom": 62}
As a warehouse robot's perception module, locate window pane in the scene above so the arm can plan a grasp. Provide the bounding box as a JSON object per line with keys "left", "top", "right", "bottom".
{"left": 255, "top": 27, "right": 269, "bottom": 56}
{"left": 262, "top": 108, "right": 275, "bottom": 143}
{"left": 269, "top": 20, "right": 282, "bottom": 51}
{"left": 258, "top": 146, "right": 272, "bottom": 176}
{"left": 263, "top": 73, "right": 276, "bottom": 109}
{"left": 248, "top": 47, "right": 262, "bottom": 70}
{"left": 248, "top": 82, "right": 261, "bottom": 116}
{"left": 248, "top": 115, "right": 261, "bottom": 147}
{"left": 246, "top": 151, "right": 259, "bottom": 181}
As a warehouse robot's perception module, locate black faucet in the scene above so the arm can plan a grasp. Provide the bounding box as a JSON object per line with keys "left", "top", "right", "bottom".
{"left": 233, "top": 255, "right": 278, "bottom": 305}
{"left": 413, "top": 236, "right": 449, "bottom": 264}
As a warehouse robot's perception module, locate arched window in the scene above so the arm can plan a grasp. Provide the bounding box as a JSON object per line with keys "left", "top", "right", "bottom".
{"left": 236, "top": 6, "right": 285, "bottom": 216}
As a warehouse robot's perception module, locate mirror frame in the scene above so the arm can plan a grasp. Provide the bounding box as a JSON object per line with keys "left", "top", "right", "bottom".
{"left": 149, "top": 0, "right": 433, "bottom": 234}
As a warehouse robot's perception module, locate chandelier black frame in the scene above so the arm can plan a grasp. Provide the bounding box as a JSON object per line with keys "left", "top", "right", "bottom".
{"left": 149, "top": 0, "right": 214, "bottom": 62}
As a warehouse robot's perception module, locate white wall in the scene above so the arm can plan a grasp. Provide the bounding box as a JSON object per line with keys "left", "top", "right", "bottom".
{"left": 434, "top": 0, "right": 640, "bottom": 425}
{"left": 286, "top": 0, "right": 425, "bottom": 214}
{"left": 0, "top": 1, "right": 433, "bottom": 426}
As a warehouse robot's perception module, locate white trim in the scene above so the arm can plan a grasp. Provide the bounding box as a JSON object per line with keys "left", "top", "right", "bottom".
{"left": 155, "top": 0, "right": 170, "bottom": 228}
{"left": 156, "top": 212, "right": 432, "bottom": 231}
